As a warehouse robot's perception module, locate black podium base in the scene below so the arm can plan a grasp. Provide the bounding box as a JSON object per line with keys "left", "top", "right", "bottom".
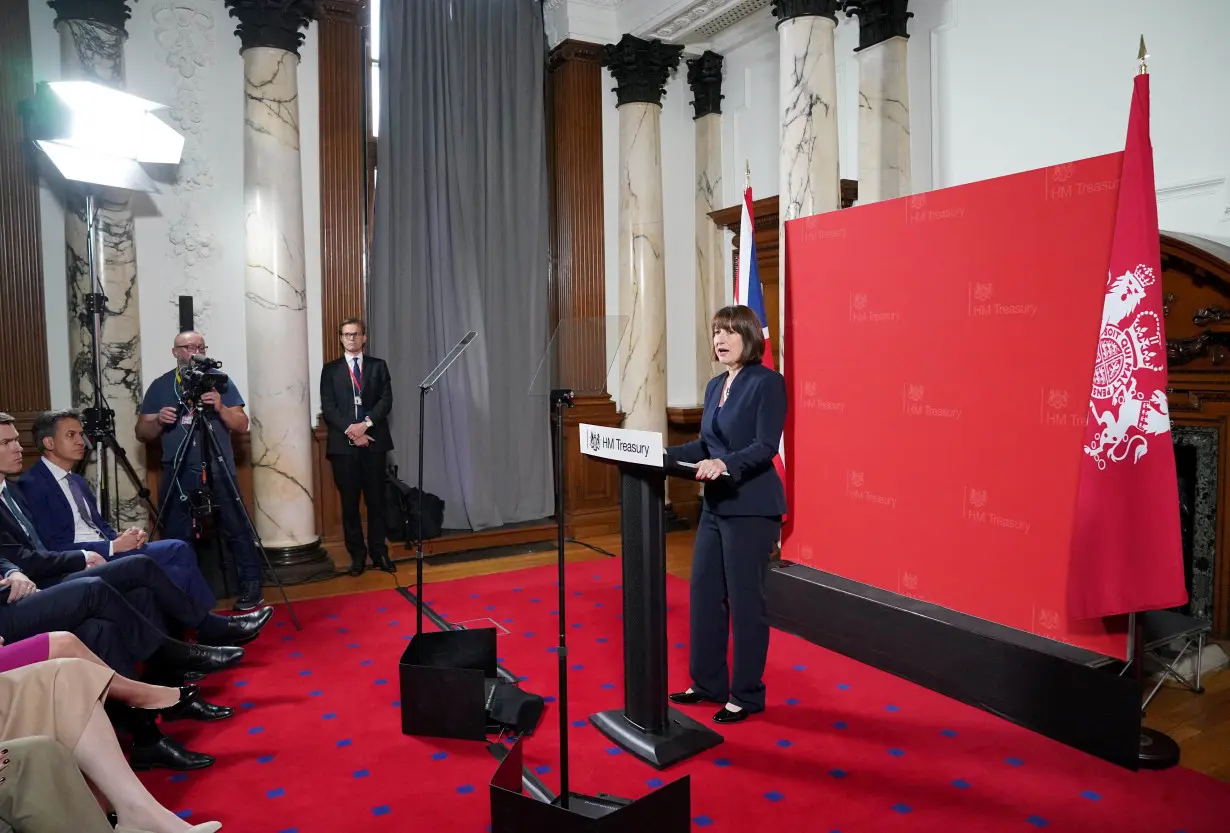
{"left": 1138, "top": 728, "right": 1181, "bottom": 770}
{"left": 589, "top": 707, "right": 723, "bottom": 770}
{"left": 491, "top": 736, "right": 691, "bottom": 833}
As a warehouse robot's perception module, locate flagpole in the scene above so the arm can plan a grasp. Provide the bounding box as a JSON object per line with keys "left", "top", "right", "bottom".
{"left": 1137, "top": 35, "right": 1148, "bottom": 74}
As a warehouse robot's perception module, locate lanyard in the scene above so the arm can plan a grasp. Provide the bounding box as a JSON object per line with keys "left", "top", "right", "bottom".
{"left": 347, "top": 358, "right": 363, "bottom": 394}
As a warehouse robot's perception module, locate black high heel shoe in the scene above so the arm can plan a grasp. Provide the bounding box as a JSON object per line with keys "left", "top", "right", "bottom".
{"left": 146, "top": 686, "right": 235, "bottom": 723}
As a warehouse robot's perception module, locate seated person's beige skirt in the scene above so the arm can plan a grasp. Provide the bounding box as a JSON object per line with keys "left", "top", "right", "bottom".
{"left": 0, "top": 658, "right": 113, "bottom": 748}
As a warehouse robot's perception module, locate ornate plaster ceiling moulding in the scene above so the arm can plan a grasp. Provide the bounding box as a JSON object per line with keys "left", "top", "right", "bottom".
{"left": 645, "top": 0, "right": 771, "bottom": 43}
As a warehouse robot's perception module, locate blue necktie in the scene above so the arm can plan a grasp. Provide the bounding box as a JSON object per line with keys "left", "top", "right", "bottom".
{"left": 2, "top": 488, "right": 45, "bottom": 549}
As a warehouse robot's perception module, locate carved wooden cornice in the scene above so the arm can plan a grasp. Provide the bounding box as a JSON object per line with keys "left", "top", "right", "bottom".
{"left": 549, "top": 39, "right": 605, "bottom": 70}
{"left": 315, "top": 0, "right": 366, "bottom": 24}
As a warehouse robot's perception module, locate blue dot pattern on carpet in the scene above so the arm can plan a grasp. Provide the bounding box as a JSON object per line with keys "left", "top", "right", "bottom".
{"left": 940, "top": 728, "right": 958, "bottom": 738}
{"left": 267, "top": 788, "right": 285, "bottom": 799}
{"left": 888, "top": 748, "right": 905, "bottom": 757}
{"left": 337, "top": 739, "right": 352, "bottom": 748}
{"left": 258, "top": 755, "right": 275, "bottom": 764}
{"left": 571, "top": 720, "right": 586, "bottom": 727}
{"left": 1005, "top": 756, "right": 1025, "bottom": 767}
{"left": 431, "top": 752, "right": 448, "bottom": 761}
{"left": 171, "top": 774, "right": 189, "bottom": 783}
{"left": 714, "top": 758, "right": 731, "bottom": 767}
{"left": 371, "top": 806, "right": 390, "bottom": 817}
{"left": 694, "top": 816, "right": 713, "bottom": 827}
{"left": 776, "top": 739, "right": 792, "bottom": 748}
{"left": 885, "top": 704, "right": 901, "bottom": 712}
{"left": 457, "top": 785, "right": 475, "bottom": 795}
{"left": 177, "top": 809, "right": 193, "bottom": 819}
{"left": 834, "top": 721, "right": 848, "bottom": 730}
{"left": 354, "top": 769, "right": 369, "bottom": 778}
{"left": 765, "top": 792, "right": 784, "bottom": 802}
{"left": 785, "top": 698, "right": 799, "bottom": 706}
{"left": 836, "top": 683, "right": 850, "bottom": 690}
{"left": 1081, "top": 790, "right": 1101, "bottom": 801}
{"left": 829, "top": 769, "right": 847, "bottom": 779}
{"left": 1026, "top": 816, "right": 1049, "bottom": 828}
{"left": 892, "top": 803, "right": 912, "bottom": 814}
{"left": 952, "top": 778, "right": 971, "bottom": 789}
{"left": 647, "top": 778, "right": 663, "bottom": 788}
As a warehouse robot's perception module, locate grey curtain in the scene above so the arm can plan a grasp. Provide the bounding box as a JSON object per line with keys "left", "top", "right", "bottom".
{"left": 369, "top": 0, "right": 553, "bottom": 530}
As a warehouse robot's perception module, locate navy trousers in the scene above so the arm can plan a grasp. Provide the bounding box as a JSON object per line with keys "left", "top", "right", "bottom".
{"left": 688, "top": 510, "right": 782, "bottom": 712}
{"left": 103, "top": 538, "right": 216, "bottom": 611}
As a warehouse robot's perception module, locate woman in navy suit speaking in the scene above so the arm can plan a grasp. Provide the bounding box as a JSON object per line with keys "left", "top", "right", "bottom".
{"left": 666, "top": 305, "right": 787, "bottom": 724}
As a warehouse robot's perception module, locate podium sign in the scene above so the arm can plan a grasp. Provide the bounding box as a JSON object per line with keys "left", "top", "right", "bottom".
{"left": 579, "top": 423, "right": 663, "bottom": 468}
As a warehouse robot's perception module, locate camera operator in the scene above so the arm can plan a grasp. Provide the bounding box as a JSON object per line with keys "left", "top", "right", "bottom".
{"left": 135, "top": 330, "right": 264, "bottom": 611}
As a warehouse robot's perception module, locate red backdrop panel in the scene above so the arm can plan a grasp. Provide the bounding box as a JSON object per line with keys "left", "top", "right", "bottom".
{"left": 782, "top": 153, "right": 1131, "bottom": 659}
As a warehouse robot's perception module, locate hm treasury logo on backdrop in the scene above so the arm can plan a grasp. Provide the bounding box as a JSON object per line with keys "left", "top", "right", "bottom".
{"left": 849, "top": 293, "right": 900, "bottom": 324}
{"left": 902, "top": 383, "right": 961, "bottom": 420}
{"left": 1085, "top": 265, "right": 1170, "bottom": 470}
{"left": 1047, "top": 162, "right": 1119, "bottom": 201}
{"left": 845, "top": 470, "right": 897, "bottom": 509}
{"left": 1040, "top": 387, "right": 1088, "bottom": 428}
{"left": 968, "top": 282, "right": 1038, "bottom": 317}
{"left": 800, "top": 380, "right": 845, "bottom": 412}
{"left": 908, "top": 192, "right": 965, "bottom": 224}
{"left": 963, "top": 486, "right": 1031, "bottom": 534}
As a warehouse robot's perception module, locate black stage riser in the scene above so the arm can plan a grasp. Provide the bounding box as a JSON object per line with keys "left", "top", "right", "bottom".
{"left": 765, "top": 562, "right": 1142, "bottom": 770}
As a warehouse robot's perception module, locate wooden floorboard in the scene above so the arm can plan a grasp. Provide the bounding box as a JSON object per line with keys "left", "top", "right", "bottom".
{"left": 240, "top": 528, "right": 1230, "bottom": 782}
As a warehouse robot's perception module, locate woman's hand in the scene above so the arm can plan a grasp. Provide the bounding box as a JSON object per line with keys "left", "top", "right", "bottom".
{"left": 694, "top": 459, "right": 728, "bottom": 481}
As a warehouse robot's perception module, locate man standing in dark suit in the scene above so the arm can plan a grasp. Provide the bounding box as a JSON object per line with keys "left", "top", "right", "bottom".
{"left": 320, "top": 318, "right": 395, "bottom": 575}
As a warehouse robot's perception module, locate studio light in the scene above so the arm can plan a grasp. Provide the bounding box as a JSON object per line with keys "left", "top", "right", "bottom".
{"left": 22, "top": 80, "right": 184, "bottom": 192}
{"left": 19, "top": 78, "right": 185, "bottom": 524}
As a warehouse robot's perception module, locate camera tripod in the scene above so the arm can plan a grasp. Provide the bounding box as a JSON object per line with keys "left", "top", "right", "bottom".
{"left": 72, "top": 192, "right": 157, "bottom": 525}
{"left": 150, "top": 397, "right": 300, "bottom": 630}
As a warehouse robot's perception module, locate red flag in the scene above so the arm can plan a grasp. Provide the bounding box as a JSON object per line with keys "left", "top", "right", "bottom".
{"left": 1068, "top": 73, "right": 1187, "bottom": 619}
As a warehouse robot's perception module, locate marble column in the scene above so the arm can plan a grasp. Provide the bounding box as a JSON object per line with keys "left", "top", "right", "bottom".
{"left": 225, "top": 0, "right": 326, "bottom": 571}
{"left": 601, "top": 35, "right": 683, "bottom": 437}
{"left": 846, "top": 1, "right": 912, "bottom": 203}
{"left": 49, "top": 0, "right": 146, "bottom": 527}
{"left": 688, "top": 50, "right": 726, "bottom": 403}
{"left": 770, "top": 0, "right": 842, "bottom": 367}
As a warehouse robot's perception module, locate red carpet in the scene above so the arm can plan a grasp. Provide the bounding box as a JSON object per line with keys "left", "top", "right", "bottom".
{"left": 143, "top": 559, "right": 1230, "bottom": 832}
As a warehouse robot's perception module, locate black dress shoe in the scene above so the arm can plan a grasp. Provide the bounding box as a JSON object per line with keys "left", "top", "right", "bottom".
{"left": 712, "top": 706, "right": 750, "bottom": 724}
{"left": 198, "top": 606, "right": 274, "bottom": 647}
{"left": 128, "top": 736, "right": 214, "bottom": 771}
{"left": 669, "top": 690, "right": 718, "bottom": 705}
{"left": 373, "top": 555, "right": 396, "bottom": 573}
{"left": 348, "top": 562, "right": 365, "bottom": 577}
{"left": 151, "top": 686, "right": 235, "bottom": 723}
{"left": 157, "top": 643, "right": 244, "bottom": 675}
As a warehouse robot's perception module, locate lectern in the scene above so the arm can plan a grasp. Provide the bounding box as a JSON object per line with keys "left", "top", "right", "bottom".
{"left": 579, "top": 423, "right": 724, "bottom": 769}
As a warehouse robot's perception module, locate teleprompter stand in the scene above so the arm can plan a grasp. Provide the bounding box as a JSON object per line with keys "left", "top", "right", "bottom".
{"left": 579, "top": 427, "right": 725, "bottom": 769}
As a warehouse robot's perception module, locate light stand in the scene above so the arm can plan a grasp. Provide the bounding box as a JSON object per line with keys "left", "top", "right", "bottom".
{"left": 76, "top": 191, "right": 157, "bottom": 524}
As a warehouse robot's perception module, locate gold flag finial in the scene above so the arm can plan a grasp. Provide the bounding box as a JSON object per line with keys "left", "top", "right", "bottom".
{"left": 1137, "top": 35, "right": 1149, "bottom": 74}
{"left": 745, "top": 159, "right": 751, "bottom": 189}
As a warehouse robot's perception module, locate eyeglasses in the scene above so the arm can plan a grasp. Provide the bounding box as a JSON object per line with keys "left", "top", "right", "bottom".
{"left": 176, "top": 344, "right": 207, "bottom": 352}
{"left": 340, "top": 333, "right": 364, "bottom": 339}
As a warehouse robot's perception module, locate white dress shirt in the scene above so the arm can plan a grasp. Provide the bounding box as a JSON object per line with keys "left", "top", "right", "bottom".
{"left": 41, "top": 458, "right": 111, "bottom": 554}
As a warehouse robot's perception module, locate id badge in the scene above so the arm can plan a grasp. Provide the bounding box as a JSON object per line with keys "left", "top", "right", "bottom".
{"left": 354, "top": 396, "right": 363, "bottom": 406}
{"left": 180, "top": 414, "right": 194, "bottom": 427}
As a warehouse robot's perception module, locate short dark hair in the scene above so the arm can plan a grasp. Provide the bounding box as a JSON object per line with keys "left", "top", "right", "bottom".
{"left": 711, "top": 305, "right": 766, "bottom": 365}
{"left": 339, "top": 318, "right": 366, "bottom": 335}
{"left": 0, "top": 413, "right": 13, "bottom": 427}
{"left": 32, "top": 408, "right": 82, "bottom": 451}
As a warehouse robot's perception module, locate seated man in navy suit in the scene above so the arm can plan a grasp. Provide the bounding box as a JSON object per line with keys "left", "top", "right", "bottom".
{"left": 18, "top": 409, "right": 221, "bottom": 614}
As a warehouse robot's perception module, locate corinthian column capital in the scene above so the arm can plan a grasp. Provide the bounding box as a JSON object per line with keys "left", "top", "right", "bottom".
{"left": 224, "top": 0, "right": 314, "bottom": 55}
{"left": 47, "top": 0, "right": 133, "bottom": 32}
{"left": 601, "top": 34, "right": 684, "bottom": 108}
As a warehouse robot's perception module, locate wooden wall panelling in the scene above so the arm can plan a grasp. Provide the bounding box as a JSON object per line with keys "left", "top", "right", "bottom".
{"left": 548, "top": 40, "right": 623, "bottom": 536}
{"left": 1162, "top": 232, "right": 1230, "bottom": 638}
{"left": 0, "top": 0, "right": 51, "bottom": 416}
{"left": 317, "top": 0, "right": 369, "bottom": 364}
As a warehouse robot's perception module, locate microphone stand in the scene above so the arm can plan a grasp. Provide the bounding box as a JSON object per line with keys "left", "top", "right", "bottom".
{"left": 410, "top": 331, "right": 478, "bottom": 636}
